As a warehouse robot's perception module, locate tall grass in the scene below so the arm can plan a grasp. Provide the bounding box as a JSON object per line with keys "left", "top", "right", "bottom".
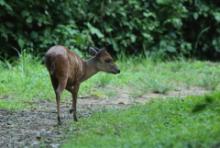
{"left": 1, "top": 53, "right": 220, "bottom": 109}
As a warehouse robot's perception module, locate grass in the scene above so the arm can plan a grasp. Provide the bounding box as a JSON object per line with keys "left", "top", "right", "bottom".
{"left": 1, "top": 53, "right": 220, "bottom": 109}
{"left": 1, "top": 54, "right": 220, "bottom": 147}
{"left": 63, "top": 92, "right": 220, "bottom": 148}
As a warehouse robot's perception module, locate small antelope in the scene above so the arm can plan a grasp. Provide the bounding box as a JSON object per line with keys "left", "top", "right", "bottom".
{"left": 45, "top": 45, "right": 120, "bottom": 125}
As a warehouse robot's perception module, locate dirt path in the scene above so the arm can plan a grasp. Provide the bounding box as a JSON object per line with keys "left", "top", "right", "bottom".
{"left": 0, "top": 87, "right": 209, "bottom": 148}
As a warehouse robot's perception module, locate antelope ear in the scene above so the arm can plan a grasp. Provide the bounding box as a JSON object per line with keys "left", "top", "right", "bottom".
{"left": 88, "top": 47, "right": 98, "bottom": 56}
{"left": 97, "top": 47, "right": 107, "bottom": 54}
{"left": 100, "top": 47, "right": 106, "bottom": 51}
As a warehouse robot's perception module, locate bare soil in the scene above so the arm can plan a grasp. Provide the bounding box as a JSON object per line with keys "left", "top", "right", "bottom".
{"left": 0, "top": 87, "right": 209, "bottom": 148}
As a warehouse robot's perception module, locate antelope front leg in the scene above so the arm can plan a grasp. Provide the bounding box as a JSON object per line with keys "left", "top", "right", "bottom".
{"left": 55, "top": 80, "right": 67, "bottom": 125}
{"left": 69, "top": 84, "right": 80, "bottom": 121}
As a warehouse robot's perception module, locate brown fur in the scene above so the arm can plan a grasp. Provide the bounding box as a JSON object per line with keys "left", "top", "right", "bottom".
{"left": 45, "top": 45, "right": 120, "bottom": 124}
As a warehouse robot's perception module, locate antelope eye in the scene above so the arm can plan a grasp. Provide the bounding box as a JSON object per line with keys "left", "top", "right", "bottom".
{"left": 105, "top": 59, "right": 112, "bottom": 63}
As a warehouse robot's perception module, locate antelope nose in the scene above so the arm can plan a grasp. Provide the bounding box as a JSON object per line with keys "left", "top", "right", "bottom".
{"left": 116, "top": 69, "right": 120, "bottom": 74}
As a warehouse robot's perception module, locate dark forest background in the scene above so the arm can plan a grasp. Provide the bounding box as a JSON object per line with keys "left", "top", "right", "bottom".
{"left": 0, "top": 0, "right": 220, "bottom": 59}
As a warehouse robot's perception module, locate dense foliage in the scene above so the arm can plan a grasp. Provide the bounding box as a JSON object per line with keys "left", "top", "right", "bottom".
{"left": 0, "top": 0, "right": 220, "bottom": 58}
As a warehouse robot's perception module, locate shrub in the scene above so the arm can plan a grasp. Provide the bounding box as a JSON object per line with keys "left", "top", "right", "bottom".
{"left": 0, "top": 0, "right": 220, "bottom": 59}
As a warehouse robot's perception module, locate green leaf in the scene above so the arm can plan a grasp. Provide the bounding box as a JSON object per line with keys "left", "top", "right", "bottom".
{"left": 193, "top": 13, "right": 199, "bottom": 20}
{"left": 30, "top": 31, "right": 38, "bottom": 39}
{"left": 87, "top": 23, "right": 104, "bottom": 38}
{"left": 26, "top": 16, "right": 32, "bottom": 24}
{"left": 156, "top": 0, "right": 172, "bottom": 5}
{"left": 0, "top": 0, "right": 12, "bottom": 11}
{"left": 143, "top": 12, "right": 155, "bottom": 18}
{"left": 213, "top": 12, "right": 220, "bottom": 23}
{"left": 166, "top": 46, "right": 176, "bottom": 53}
{"left": 142, "top": 33, "right": 152, "bottom": 40}
{"left": 111, "top": 39, "right": 119, "bottom": 51}
{"left": 18, "top": 38, "right": 25, "bottom": 49}
{"left": 130, "top": 34, "right": 136, "bottom": 43}
{"left": 21, "top": 10, "right": 30, "bottom": 17}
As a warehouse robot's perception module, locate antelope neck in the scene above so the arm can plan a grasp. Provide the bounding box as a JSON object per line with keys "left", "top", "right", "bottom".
{"left": 81, "top": 57, "right": 99, "bottom": 82}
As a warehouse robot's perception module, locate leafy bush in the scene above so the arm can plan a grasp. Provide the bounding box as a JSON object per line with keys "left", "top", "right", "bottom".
{"left": 0, "top": 0, "right": 220, "bottom": 59}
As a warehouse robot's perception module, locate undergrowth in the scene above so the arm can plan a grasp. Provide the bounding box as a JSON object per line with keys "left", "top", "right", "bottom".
{"left": 1, "top": 53, "right": 220, "bottom": 109}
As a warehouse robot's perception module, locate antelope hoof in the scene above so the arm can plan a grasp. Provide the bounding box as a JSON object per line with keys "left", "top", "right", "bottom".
{"left": 57, "top": 117, "right": 62, "bottom": 125}
{"left": 58, "top": 121, "right": 62, "bottom": 125}
{"left": 69, "top": 109, "right": 73, "bottom": 114}
{"left": 74, "top": 116, "right": 78, "bottom": 122}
